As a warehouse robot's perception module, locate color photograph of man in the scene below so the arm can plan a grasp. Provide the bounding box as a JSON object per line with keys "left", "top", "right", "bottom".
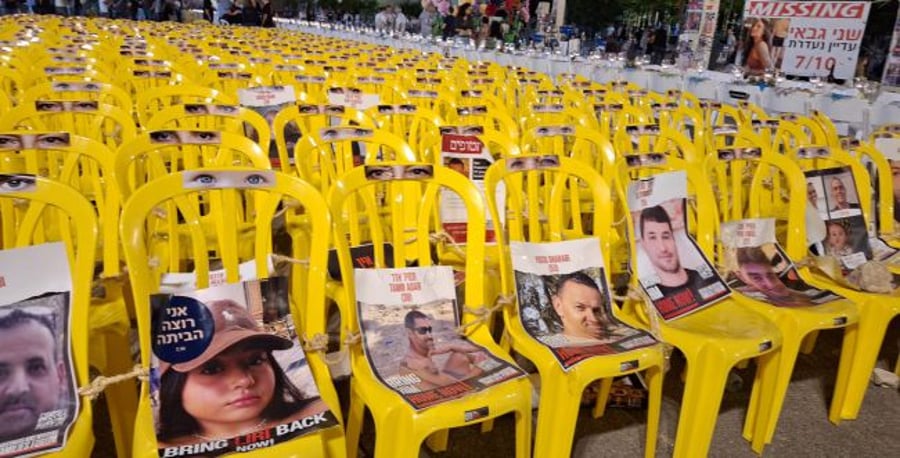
{"left": 731, "top": 247, "right": 814, "bottom": 307}
{"left": 638, "top": 205, "right": 706, "bottom": 296}
{"left": 826, "top": 176, "right": 860, "bottom": 212}
{"left": 0, "top": 295, "right": 74, "bottom": 453}
{"left": 398, "top": 310, "right": 486, "bottom": 390}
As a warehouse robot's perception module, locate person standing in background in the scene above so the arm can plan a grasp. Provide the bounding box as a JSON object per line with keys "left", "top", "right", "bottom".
{"left": 260, "top": 0, "right": 273, "bottom": 27}
{"left": 419, "top": 3, "right": 435, "bottom": 37}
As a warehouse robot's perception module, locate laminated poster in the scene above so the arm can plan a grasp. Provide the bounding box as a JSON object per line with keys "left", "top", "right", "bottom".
{"left": 438, "top": 125, "right": 502, "bottom": 243}
{"left": 150, "top": 278, "right": 337, "bottom": 458}
{"left": 720, "top": 218, "right": 843, "bottom": 307}
{"left": 804, "top": 165, "right": 877, "bottom": 270}
{"left": 627, "top": 170, "right": 731, "bottom": 320}
{"left": 355, "top": 267, "right": 525, "bottom": 410}
{"left": 0, "top": 243, "right": 78, "bottom": 458}
{"left": 510, "top": 238, "right": 657, "bottom": 370}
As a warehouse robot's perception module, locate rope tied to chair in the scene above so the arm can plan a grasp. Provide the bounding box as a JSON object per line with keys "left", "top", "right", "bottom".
{"left": 455, "top": 294, "right": 515, "bottom": 335}
{"left": 78, "top": 365, "right": 149, "bottom": 401}
{"left": 429, "top": 230, "right": 467, "bottom": 258}
{"left": 302, "top": 332, "right": 362, "bottom": 365}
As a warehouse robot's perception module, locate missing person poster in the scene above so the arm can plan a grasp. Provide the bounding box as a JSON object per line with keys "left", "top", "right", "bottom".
{"left": 438, "top": 125, "right": 502, "bottom": 243}
{"left": 238, "top": 85, "right": 296, "bottom": 161}
{"left": 804, "top": 166, "right": 873, "bottom": 269}
{"left": 325, "top": 87, "right": 380, "bottom": 111}
{"left": 736, "top": 1, "right": 870, "bottom": 79}
{"left": 720, "top": 218, "right": 842, "bottom": 307}
{"left": 0, "top": 243, "right": 78, "bottom": 458}
{"left": 627, "top": 170, "right": 731, "bottom": 320}
{"left": 355, "top": 266, "right": 525, "bottom": 410}
{"left": 510, "top": 238, "right": 657, "bottom": 370}
{"left": 150, "top": 278, "right": 338, "bottom": 458}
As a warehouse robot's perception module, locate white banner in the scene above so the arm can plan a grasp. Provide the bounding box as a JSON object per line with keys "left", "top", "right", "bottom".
{"left": 882, "top": 3, "right": 900, "bottom": 87}
{"left": 739, "top": 1, "right": 870, "bottom": 79}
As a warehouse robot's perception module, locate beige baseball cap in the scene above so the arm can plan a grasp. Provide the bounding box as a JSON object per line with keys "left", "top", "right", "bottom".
{"left": 159, "top": 299, "right": 292, "bottom": 375}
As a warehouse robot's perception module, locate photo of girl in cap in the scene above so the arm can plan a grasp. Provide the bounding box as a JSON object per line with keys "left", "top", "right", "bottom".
{"left": 152, "top": 279, "right": 334, "bottom": 451}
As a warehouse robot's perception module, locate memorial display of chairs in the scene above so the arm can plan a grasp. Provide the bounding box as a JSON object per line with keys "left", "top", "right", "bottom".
{"left": 0, "top": 13, "right": 895, "bottom": 458}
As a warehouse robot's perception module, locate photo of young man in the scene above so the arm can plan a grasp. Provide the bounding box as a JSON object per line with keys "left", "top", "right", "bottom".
{"left": 399, "top": 310, "right": 486, "bottom": 390}
{"left": 638, "top": 205, "right": 707, "bottom": 297}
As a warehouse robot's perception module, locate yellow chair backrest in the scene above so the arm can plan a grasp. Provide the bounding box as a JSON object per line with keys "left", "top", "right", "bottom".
{"left": 134, "top": 84, "right": 236, "bottom": 128}
{"left": 145, "top": 103, "right": 272, "bottom": 156}
{"left": 120, "top": 168, "right": 345, "bottom": 458}
{"left": 0, "top": 101, "right": 137, "bottom": 150}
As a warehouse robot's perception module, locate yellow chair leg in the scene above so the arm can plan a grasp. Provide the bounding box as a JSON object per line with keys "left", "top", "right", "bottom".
{"left": 425, "top": 430, "right": 449, "bottom": 453}
{"left": 102, "top": 331, "right": 138, "bottom": 458}
{"left": 743, "top": 323, "right": 801, "bottom": 448}
{"left": 672, "top": 351, "right": 731, "bottom": 458}
{"left": 828, "top": 321, "right": 859, "bottom": 425}
{"left": 829, "top": 308, "right": 893, "bottom": 422}
{"left": 591, "top": 377, "right": 614, "bottom": 419}
{"left": 514, "top": 402, "right": 532, "bottom": 458}
{"left": 800, "top": 330, "right": 820, "bottom": 355}
{"left": 643, "top": 366, "right": 663, "bottom": 458}
{"left": 346, "top": 388, "right": 365, "bottom": 458}
{"left": 533, "top": 379, "right": 580, "bottom": 458}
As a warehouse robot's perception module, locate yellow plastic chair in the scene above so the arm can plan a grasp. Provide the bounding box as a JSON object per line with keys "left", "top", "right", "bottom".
{"left": 484, "top": 155, "right": 665, "bottom": 458}
{"left": 0, "top": 176, "right": 98, "bottom": 458}
{"left": 0, "top": 101, "right": 137, "bottom": 150}
{"left": 134, "top": 85, "right": 237, "bottom": 128}
{"left": 145, "top": 103, "right": 272, "bottom": 157}
{"left": 520, "top": 124, "right": 616, "bottom": 175}
{"left": 365, "top": 104, "right": 445, "bottom": 159}
{"left": 703, "top": 145, "right": 860, "bottom": 453}
{"left": 329, "top": 162, "right": 533, "bottom": 458}
{"left": 0, "top": 130, "right": 137, "bottom": 456}
{"left": 783, "top": 144, "right": 900, "bottom": 425}
{"left": 114, "top": 130, "right": 271, "bottom": 200}
{"left": 120, "top": 169, "right": 347, "bottom": 458}
{"left": 20, "top": 81, "right": 134, "bottom": 114}
{"left": 271, "top": 104, "right": 377, "bottom": 175}
{"left": 614, "top": 156, "right": 783, "bottom": 458}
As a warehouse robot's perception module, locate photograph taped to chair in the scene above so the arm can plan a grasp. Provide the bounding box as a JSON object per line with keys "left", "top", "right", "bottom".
{"left": 457, "top": 105, "right": 489, "bottom": 117}
{"left": 355, "top": 267, "right": 525, "bottom": 410}
{"left": 505, "top": 155, "right": 561, "bottom": 172}
{"left": 43, "top": 67, "right": 85, "bottom": 76}
{"left": 0, "top": 174, "right": 36, "bottom": 193}
{"left": 510, "top": 238, "right": 657, "bottom": 369}
{"left": 0, "top": 133, "right": 70, "bottom": 150}
{"left": 805, "top": 167, "right": 872, "bottom": 269}
{"left": 182, "top": 170, "right": 275, "bottom": 190}
{"left": 239, "top": 85, "right": 296, "bottom": 156}
{"left": 34, "top": 100, "right": 98, "bottom": 112}
{"left": 625, "top": 124, "right": 661, "bottom": 149}
{"left": 375, "top": 104, "right": 417, "bottom": 115}
{"left": 49, "top": 82, "right": 102, "bottom": 93}
{"left": 407, "top": 89, "right": 439, "bottom": 99}
{"left": 533, "top": 125, "right": 574, "bottom": 137}
{"left": 149, "top": 130, "right": 221, "bottom": 145}
{"left": 150, "top": 278, "right": 338, "bottom": 457}
{"left": 627, "top": 170, "right": 731, "bottom": 320}
{"left": 0, "top": 243, "right": 78, "bottom": 458}
{"left": 721, "top": 218, "right": 843, "bottom": 307}
{"left": 326, "top": 87, "right": 379, "bottom": 111}
{"left": 718, "top": 147, "right": 763, "bottom": 161}
{"left": 364, "top": 164, "right": 433, "bottom": 181}
{"left": 624, "top": 153, "right": 667, "bottom": 168}
{"left": 440, "top": 128, "right": 500, "bottom": 243}
{"left": 183, "top": 104, "right": 240, "bottom": 117}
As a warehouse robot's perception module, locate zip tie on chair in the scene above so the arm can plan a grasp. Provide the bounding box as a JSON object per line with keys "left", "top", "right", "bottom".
{"left": 270, "top": 254, "right": 310, "bottom": 265}
{"left": 78, "top": 365, "right": 149, "bottom": 401}
{"left": 456, "top": 294, "right": 515, "bottom": 335}
{"left": 273, "top": 199, "right": 304, "bottom": 220}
